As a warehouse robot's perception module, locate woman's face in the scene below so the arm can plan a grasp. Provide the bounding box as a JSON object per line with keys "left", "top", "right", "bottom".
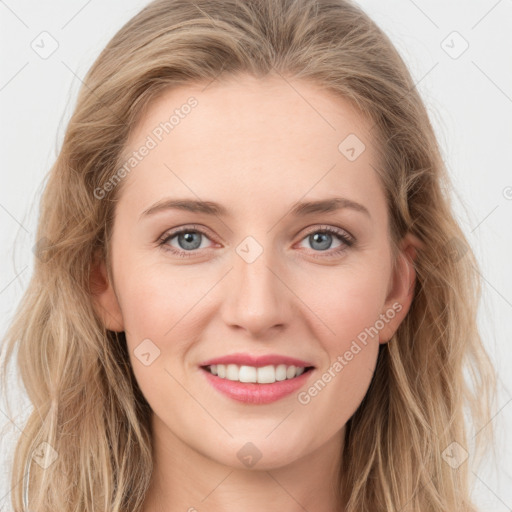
{"left": 93, "top": 73, "right": 416, "bottom": 470}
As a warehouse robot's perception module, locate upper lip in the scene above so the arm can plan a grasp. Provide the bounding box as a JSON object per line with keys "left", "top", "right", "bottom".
{"left": 200, "top": 353, "right": 315, "bottom": 368}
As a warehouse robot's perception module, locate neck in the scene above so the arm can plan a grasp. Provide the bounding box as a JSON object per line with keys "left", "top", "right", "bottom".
{"left": 142, "top": 413, "right": 346, "bottom": 512}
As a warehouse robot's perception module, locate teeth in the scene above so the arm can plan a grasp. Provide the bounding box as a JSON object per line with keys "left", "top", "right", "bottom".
{"left": 207, "top": 364, "right": 308, "bottom": 383}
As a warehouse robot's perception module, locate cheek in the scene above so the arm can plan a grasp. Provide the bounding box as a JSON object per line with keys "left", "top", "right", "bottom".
{"left": 116, "top": 263, "right": 210, "bottom": 381}
{"left": 117, "top": 261, "right": 198, "bottom": 339}
{"left": 296, "top": 268, "right": 387, "bottom": 426}
{"left": 302, "top": 344, "right": 377, "bottom": 440}
{"left": 296, "top": 262, "right": 390, "bottom": 347}
{"left": 117, "top": 267, "right": 193, "bottom": 411}
{"left": 118, "top": 250, "right": 390, "bottom": 357}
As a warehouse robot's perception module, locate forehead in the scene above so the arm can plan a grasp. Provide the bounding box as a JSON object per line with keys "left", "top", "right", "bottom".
{"left": 116, "top": 74, "right": 384, "bottom": 220}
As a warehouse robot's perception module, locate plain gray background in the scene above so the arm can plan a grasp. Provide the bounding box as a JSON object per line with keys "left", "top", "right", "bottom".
{"left": 1, "top": 0, "right": 511, "bottom": 510}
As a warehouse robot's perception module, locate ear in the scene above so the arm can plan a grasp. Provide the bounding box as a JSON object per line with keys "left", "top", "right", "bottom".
{"left": 378, "top": 233, "right": 423, "bottom": 344}
{"left": 90, "top": 250, "right": 125, "bottom": 332}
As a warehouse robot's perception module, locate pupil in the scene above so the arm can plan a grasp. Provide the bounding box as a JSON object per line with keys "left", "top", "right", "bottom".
{"left": 311, "top": 232, "right": 331, "bottom": 251}
{"left": 179, "top": 232, "right": 201, "bottom": 250}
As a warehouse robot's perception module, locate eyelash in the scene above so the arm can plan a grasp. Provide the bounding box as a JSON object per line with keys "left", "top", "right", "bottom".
{"left": 157, "top": 224, "right": 355, "bottom": 259}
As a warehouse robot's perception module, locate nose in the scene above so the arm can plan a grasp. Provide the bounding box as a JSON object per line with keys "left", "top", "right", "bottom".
{"left": 219, "top": 238, "right": 293, "bottom": 338}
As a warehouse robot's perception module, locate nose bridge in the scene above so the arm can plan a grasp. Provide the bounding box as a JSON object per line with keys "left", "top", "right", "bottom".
{"left": 221, "top": 234, "right": 290, "bottom": 335}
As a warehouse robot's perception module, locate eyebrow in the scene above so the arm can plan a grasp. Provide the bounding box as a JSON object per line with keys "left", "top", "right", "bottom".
{"left": 139, "top": 196, "right": 371, "bottom": 221}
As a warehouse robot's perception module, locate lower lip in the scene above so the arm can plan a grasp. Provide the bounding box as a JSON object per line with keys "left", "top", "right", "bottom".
{"left": 200, "top": 367, "right": 314, "bottom": 404}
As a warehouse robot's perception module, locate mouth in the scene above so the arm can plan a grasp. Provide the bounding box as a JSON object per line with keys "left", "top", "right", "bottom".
{"left": 200, "top": 363, "right": 316, "bottom": 404}
{"left": 200, "top": 363, "right": 315, "bottom": 384}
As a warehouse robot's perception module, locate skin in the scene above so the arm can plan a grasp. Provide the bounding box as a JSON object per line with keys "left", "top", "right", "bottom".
{"left": 91, "top": 73, "right": 419, "bottom": 512}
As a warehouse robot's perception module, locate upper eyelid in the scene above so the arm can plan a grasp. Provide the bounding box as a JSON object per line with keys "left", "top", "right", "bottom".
{"left": 161, "top": 224, "right": 218, "bottom": 243}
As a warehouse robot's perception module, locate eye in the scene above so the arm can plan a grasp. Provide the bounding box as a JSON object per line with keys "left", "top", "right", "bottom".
{"left": 157, "top": 224, "right": 355, "bottom": 259}
{"left": 296, "top": 225, "right": 354, "bottom": 258}
{"left": 158, "top": 225, "right": 216, "bottom": 258}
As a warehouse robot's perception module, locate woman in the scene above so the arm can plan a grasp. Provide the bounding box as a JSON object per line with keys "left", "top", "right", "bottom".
{"left": 0, "top": 0, "right": 497, "bottom": 510}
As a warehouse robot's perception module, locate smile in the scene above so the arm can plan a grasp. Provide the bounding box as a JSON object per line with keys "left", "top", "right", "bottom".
{"left": 203, "top": 363, "right": 313, "bottom": 384}
{"left": 200, "top": 364, "right": 315, "bottom": 404}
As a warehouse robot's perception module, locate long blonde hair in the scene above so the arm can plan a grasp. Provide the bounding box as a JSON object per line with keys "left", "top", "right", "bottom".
{"left": 1, "top": 0, "right": 497, "bottom": 510}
